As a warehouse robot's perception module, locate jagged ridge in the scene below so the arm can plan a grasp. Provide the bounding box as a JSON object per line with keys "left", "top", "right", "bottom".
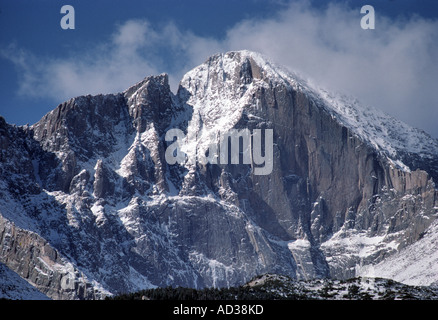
{"left": 0, "top": 51, "right": 437, "bottom": 299}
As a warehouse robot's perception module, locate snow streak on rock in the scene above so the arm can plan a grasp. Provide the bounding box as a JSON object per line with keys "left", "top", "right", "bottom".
{"left": 1, "top": 51, "right": 437, "bottom": 299}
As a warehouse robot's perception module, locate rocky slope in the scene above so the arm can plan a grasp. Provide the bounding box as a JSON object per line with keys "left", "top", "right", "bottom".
{"left": 0, "top": 50, "right": 437, "bottom": 299}
{"left": 0, "top": 262, "right": 49, "bottom": 300}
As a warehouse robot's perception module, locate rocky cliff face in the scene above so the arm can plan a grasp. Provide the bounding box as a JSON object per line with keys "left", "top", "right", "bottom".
{"left": 1, "top": 51, "right": 437, "bottom": 299}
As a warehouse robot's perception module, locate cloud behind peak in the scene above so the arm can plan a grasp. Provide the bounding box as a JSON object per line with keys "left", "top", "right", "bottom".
{"left": 2, "top": 1, "right": 438, "bottom": 137}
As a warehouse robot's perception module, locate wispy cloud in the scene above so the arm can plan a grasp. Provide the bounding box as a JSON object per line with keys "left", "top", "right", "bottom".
{"left": 223, "top": 2, "right": 438, "bottom": 137}
{"left": 1, "top": 20, "right": 162, "bottom": 100}
{"left": 1, "top": 18, "right": 222, "bottom": 100}
{"left": 2, "top": 1, "right": 438, "bottom": 137}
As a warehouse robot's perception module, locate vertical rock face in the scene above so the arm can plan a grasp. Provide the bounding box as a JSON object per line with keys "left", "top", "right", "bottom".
{"left": 1, "top": 51, "right": 437, "bottom": 299}
{"left": 0, "top": 215, "right": 107, "bottom": 299}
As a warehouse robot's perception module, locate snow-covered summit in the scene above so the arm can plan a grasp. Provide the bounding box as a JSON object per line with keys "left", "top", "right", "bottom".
{"left": 1, "top": 50, "right": 437, "bottom": 299}
{"left": 181, "top": 50, "right": 438, "bottom": 172}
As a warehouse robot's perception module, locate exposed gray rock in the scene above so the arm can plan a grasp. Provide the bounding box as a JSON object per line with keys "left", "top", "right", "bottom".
{"left": 0, "top": 51, "right": 437, "bottom": 299}
{"left": 0, "top": 215, "right": 107, "bottom": 299}
{"left": 0, "top": 261, "right": 50, "bottom": 300}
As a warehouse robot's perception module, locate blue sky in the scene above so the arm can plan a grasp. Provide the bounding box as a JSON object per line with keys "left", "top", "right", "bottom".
{"left": 1, "top": 0, "right": 438, "bottom": 138}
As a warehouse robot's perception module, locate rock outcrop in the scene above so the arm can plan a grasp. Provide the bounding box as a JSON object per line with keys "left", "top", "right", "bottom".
{"left": 0, "top": 51, "right": 437, "bottom": 299}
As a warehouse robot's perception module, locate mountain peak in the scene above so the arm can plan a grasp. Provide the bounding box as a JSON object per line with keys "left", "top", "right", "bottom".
{"left": 180, "top": 50, "right": 438, "bottom": 170}
{"left": 1, "top": 51, "right": 438, "bottom": 299}
{"left": 123, "top": 73, "right": 169, "bottom": 100}
{"left": 181, "top": 50, "right": 305, "bottom": 91}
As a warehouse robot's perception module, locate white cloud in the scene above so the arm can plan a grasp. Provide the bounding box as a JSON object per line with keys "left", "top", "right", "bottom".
{"left": 2, "top": 1, "right": 438, "bottom": 137}
{"left": 1, "top": 19, "right": 223, "bottom": 100}
{"left": 1, "top": 20, "right": 163, "bottom": 101}
{"left": 222, "top": 2, "right": 438, "bottom": 137}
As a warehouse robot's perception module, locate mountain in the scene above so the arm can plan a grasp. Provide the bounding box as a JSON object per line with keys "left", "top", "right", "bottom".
{"left": 0, "top": 262, "right": 49, "bottom": 300}
{"left": 1, "top": 50, "right": 437, "bottom": 299}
